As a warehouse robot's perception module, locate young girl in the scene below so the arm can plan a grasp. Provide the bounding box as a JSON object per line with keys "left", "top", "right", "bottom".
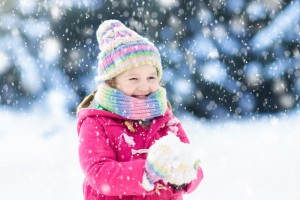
{"left": 76, "top": 20, "right": 203, "bottom": 200}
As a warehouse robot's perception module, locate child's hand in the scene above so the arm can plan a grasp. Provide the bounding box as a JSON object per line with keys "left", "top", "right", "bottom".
{"left": 144, "top": 138, "right": 175, "bottom": 184}
{"left": 142, "top": 132, "right": 200, "bottom": 190}
{"left": 165, "top": 156, "right": 200, "bottom": 186}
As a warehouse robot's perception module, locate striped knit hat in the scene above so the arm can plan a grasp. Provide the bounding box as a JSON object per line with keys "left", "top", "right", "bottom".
{"left": 96, "top": 20, "right": 163, "bottom": 81}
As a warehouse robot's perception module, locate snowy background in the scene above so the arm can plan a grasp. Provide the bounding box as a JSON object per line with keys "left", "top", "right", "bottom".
{"left": 1, "top": 107, "right": 300, "bottom": 200}
{"left": 1, "top": 0, "right": 300, "bottom": 199}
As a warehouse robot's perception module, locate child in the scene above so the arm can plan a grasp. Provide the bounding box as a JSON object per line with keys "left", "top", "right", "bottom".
{"left": 76, "top": 19, "right": 203, "bottom": 200}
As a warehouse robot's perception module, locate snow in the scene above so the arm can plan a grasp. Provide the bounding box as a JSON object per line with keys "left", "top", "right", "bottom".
{"left": 244, "top": 61, "right": 263, "bottom": 87}
{"left": 121, "top": 133, "right": 136, "bottom": 147}
{"left": 1, "top": 108, "right": 300, "bottom": 200}
{"left": 22, "top": 18, "right": 49, "bottom": 39}
{"left": 246, "top": 2, "right": 267, "bottom": 21}
{"left": 201, "top": 61, "right": 227, "bottom": 84}
{"left": 18, "top": 0, "right": 37, "bottom": 15}
{"left": 0, "top": 52, "right": 10, "bottom": 74}
{"left": 190, "top": 34, "right": 218, "bottom": 59}
{"left": 0, "top": 109, "right": 82, "bottom": 200}
{"left": 173, "top": 78, "right": 194, "bottom": 96}
{"left": 183, "top": 112, "right": 300, "bottom": 200}
{"left": 41, "top": 37, "right": 62, "bottom": 63}
{"left": 1, "top": 1, "right": 300, "bottom": 198}
{"left": 250, "top": 0, "right": 300, "bottom": 52}
{"left": 145, "top": 132, "right": 199, "bottom": 186}
{"left": 157, "top": 0, "right": 179, "bottom": 8}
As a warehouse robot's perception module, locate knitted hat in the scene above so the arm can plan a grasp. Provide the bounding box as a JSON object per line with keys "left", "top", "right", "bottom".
{"left": 96, "top": 20, "right": 163, "bottom": 81}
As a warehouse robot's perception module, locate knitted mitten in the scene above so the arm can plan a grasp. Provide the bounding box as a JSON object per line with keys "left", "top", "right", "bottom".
{"left": 142, "top": 134, "right": 174, "bottom": 191}
{"left": 142, "top": 132, "right": 200, "bottom": 191}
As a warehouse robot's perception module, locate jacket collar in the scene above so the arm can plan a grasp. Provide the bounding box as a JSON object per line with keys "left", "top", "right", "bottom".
{"left": 77, "top": 107, "right": 173, "bottom": 123}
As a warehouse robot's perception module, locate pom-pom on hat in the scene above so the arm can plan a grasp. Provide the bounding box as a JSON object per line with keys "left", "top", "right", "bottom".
{"left": 96, "top": 20, "right": 163, "bottom": 81}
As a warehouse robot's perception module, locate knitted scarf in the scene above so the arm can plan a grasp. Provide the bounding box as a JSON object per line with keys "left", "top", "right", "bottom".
{"left": 94, "top": 84, "right": 168, "bottom": 120}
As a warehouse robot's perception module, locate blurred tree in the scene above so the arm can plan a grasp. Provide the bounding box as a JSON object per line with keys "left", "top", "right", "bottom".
{"left": 0, "top": 0, "right": 299, "bottom": 120}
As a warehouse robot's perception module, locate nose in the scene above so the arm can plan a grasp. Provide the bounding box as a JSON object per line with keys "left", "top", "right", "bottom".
{"left": 137, "top": 81, "right": 151, "bottom": 93}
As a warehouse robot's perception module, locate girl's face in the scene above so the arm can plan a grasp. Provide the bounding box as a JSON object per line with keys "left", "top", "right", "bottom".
{"left": 109, "top": 65, "right": 160, "bottom": 99}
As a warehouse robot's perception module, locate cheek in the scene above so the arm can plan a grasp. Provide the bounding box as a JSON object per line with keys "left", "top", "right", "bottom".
{"left": 151, "top": 83, "right": 160, "bottom": 92}
{"left": 117, "top": 84, "right": 135, "bottom": 95}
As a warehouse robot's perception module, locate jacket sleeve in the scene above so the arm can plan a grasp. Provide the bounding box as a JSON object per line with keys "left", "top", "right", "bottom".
{"left": 185, "top": 167, "right": 204, "bottom": 193}
{"left": 166, "top": 117, "right": 204, "bottom": 194}
{"left": 78, "top": 117, "right": 151, "bottom": 196}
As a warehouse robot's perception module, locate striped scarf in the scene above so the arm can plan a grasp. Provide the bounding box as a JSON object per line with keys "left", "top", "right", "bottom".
{"left": 94, "top": 84, "right": 168, "bottom": 120}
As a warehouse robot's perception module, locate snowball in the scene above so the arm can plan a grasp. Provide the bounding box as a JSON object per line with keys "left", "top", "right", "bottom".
{"left": 147, "top": 132, "right": 199, "bottom": 186}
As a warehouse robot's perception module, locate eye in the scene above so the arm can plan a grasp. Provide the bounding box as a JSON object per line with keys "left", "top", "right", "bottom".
{"left": 148, "top": 76, "right": 157, "bottom": 80}
{"left": 129, "top": 77, "right": 137, "bottom": 81}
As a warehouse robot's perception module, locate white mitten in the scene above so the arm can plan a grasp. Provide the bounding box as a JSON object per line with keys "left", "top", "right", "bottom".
{"left": 165, "top": 137, "right": 200, "bottom": 186}
{"left": 142, "top": 132, "right": 200, "bottom": 190}
{"left": 142, "top": 133, "right": 176, "bottom": 190}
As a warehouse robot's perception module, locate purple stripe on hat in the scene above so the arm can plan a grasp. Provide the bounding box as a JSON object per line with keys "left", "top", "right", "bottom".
{"left": 99, "top": 51, "right": 160, "bottom": 78}
{"left": 99, "top": 43, "right": 159, "bottom": 70}
{"left": 104, "top": 41, "right": 159, "bottom": 58}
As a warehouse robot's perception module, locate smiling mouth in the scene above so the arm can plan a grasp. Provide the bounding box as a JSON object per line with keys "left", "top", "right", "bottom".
{"left": 132, "top": 95, "right": 149, "bottom": 99}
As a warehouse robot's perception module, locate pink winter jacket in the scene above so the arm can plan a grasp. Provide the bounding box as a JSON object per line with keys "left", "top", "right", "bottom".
{"left": 77, "top": 108, "right": 203, "bottom": 200}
